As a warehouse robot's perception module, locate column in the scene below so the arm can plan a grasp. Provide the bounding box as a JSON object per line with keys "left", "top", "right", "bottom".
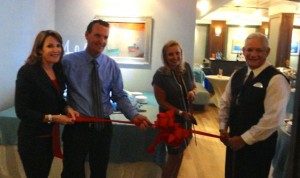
{"left": 268, "top": 2, "right": 297, "bottom": 67}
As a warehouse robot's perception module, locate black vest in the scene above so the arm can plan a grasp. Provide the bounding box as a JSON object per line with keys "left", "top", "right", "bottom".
{"left": 228, "top": 66, "right": 286, "bottom": 148}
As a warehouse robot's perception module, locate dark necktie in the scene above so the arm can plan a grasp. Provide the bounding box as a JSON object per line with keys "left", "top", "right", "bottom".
{"left": 244, "top": 71, "right": 254, "bottom": 86}
{"left": 91, "top": 59, "right": 104, "bottom": 129}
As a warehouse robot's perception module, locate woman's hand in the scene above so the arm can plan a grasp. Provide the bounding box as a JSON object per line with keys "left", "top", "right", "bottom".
{"left": 188, "top": 90, "right": 196, "bottom": 101}
{"left": 181, "top": 111, "right": 197, "bottom": 125}
{"left": 188, "top": 85, "right": 198, "bottom": 101}
{"left": 53, "top": 114, "right": 75, "bottom": 125}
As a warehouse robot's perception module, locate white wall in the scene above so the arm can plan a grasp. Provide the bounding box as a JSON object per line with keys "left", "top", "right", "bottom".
{"left": 0, "top": 0, "right": 55, "bottom": 110}
{"left": 0, "top": 0, "right": 197, "bottom": 110}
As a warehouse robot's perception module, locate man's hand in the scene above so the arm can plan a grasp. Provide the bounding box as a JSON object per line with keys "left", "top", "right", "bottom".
{"left": 55, "top": 114, "right": 76, "bottom": 125}
{"left": 56, "top": 106, "right": 80, "bottom": 125}
{"left": 65, "top": 106, "right": 80, "bottom": 121}
{"left": 228, "top": 136, "right": 246, "bottom": 151}
{"left": 132, "top": 114, "right": 152, "bottom": 129}
{"left": 219, "top": 129, "right": 229, "bottom": 146}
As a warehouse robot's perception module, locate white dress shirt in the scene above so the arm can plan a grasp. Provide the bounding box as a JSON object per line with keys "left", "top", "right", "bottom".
{"left": 219, "top": 61, "right": 290, "bottom": 145}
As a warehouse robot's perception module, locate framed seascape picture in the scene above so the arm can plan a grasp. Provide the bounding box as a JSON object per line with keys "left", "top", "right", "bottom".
{"left": 94, "top": 16, "right": 153, "bottom": 65}
{"left": 231, "top": 39, "right": 243, "bottom": 53}
{"left": 291, "top": 41, "right": 299, "bottom": 55}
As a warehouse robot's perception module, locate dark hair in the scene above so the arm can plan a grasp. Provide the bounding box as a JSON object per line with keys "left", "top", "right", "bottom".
{"left": 86, "top": 19, "right": 110, "bottom": 33}
{"left": 26, "top": 30, "right": 64, "bottom": 65}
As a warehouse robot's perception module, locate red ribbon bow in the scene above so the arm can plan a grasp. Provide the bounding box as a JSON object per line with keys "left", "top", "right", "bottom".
{"left": 147, "top": 110, "right": 190, "bottom": 153}
{"left": 147, "top": 110, "right": 225, "bottom": 153}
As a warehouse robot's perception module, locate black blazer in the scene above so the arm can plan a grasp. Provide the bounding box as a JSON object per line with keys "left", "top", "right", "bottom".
{"left": 15, "top": 62, "right": 67, "bottom": 137}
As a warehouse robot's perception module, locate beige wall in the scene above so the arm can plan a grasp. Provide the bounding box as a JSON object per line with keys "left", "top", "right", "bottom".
{"left": 194, "top": 25, "right": 208, "bottom": 65}
{"left": 0, "top": 0, "right": 197, "bottom": 110}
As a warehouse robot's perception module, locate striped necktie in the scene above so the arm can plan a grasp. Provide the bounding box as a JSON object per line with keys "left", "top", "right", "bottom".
{"left": 91, "top": 59, "right": 104, "bottom": 130}
{"left": 244, "top": 71, "right": 254, "bottom": 86}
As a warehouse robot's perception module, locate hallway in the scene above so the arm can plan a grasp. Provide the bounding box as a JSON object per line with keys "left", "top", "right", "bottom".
{"left": 178, "top": 105, "right": 226, "bottom": 178}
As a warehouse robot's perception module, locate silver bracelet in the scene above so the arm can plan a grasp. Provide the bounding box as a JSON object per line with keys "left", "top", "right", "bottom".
{"left": 178, "top": 110, "right": 183, "bottom": 116}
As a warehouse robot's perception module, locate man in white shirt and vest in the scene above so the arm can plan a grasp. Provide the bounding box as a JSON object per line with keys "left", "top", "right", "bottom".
{"left": 219, "top": 32, "right": 290, "bottom": 178}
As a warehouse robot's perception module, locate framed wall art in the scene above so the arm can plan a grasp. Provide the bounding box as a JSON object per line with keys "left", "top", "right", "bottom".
{"left": 291, "top": 41, "right": 299, "bottom": 55}
{"left": 94, "top": 16, "right": 153, "bottom": 65}
{"left": 231, "top": 39, "right": 243, "bottom": 54}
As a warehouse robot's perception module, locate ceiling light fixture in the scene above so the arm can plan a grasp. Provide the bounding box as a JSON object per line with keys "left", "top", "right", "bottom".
{"left": 253, "top": 0, "right": 261, "bottom": 18}
{"left": 253, "top": 9, "right": 262, "bottom": 18}
{"left": 197, "top": 0, "right": 209, "bottom": 14}
{"left": 234, "top": 0, "right": 242, "bottom": 6}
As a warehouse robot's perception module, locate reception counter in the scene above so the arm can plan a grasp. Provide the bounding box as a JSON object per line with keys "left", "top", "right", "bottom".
{"left": 209, "top": 59, "right": 246, "bottom": 76}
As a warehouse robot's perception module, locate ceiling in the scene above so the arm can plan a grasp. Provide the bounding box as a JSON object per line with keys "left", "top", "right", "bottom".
{"left": 196, "top": 0, "right": 300, "bottom": 25}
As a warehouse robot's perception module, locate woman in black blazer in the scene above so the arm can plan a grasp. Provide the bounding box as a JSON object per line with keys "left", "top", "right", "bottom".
{"left": 15, "top": 30, "right": 78, "bottom": 178}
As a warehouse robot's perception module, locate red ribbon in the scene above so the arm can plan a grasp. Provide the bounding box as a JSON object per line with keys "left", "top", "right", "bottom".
{"left": 75, "top": 116, "right": 134, "bottom": 125}
{"left": 53, "top": 111, "right": 224, "bottom": 159}
{"left": 52, "top": 124, "right": 63, "bottom": 159}
{"left": 52, "top": 117, "right": 135, "bottom": 159}
{"left": 147, "top": 110, "right": 224, "bottom": 153}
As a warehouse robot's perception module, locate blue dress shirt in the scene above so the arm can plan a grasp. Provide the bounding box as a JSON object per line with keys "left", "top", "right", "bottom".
{"left": 62, "top": 50, "right": 138, "bottom": 120}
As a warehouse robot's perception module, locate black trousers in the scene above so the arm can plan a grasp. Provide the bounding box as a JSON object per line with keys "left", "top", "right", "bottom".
{"left": 18, "top": 136, "right": 53, "bottom": 178}
{"left": 61, "top": 122, "right": 113, "bottom": 178}
{"left": 225, "top": 144, "right": 276, "bottom": 178}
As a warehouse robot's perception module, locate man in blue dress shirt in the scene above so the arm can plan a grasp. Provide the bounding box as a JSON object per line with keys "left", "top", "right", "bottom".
{"left": 61, "top": 19, "right": 151, "bottom": 178}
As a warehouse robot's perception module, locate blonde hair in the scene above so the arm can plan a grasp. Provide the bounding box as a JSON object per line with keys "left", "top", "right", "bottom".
{"left": 160, "top": 40, "right": 186, "bottom": 75}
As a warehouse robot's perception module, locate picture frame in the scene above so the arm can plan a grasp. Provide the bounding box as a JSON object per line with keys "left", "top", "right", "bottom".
{"left": 231, "top": 39, "right": 243, "bottom": 54}
{"left": 291, "top": 41, "right": 299, "bottom": 55}
{"left": 94, "top": 16, "right": 153, "bottom": 65}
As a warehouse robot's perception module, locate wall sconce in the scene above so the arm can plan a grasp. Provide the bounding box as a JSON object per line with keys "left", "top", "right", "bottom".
{"left": 215, "top": 27, "right": 222, "bottom": 37}
{"left": 264, "top": 28, "right": 269, "bottom": 36}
